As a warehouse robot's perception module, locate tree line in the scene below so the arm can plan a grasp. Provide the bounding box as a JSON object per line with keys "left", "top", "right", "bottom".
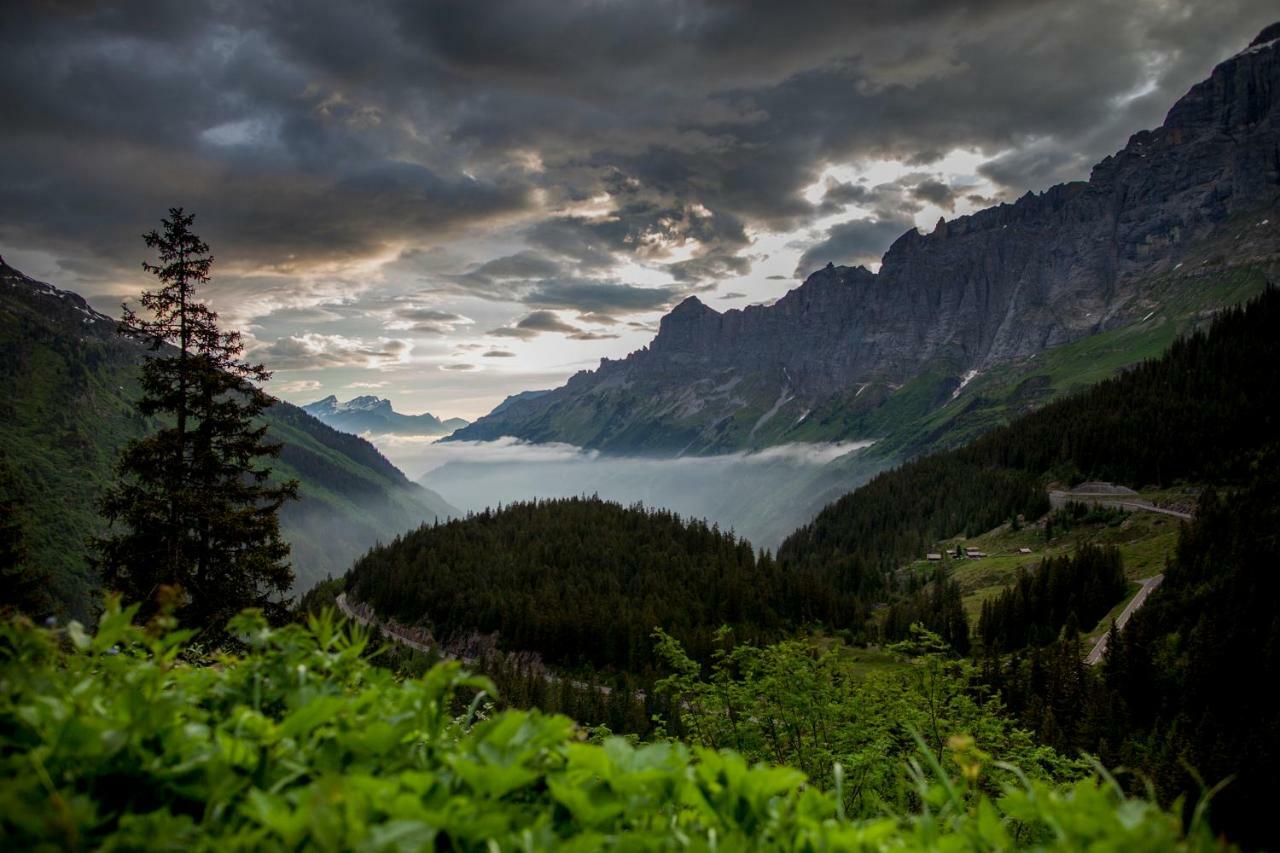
{"left": 978, "top": 544, "right": 1127, "bottom": 652}
{"left": 344, "top": 497, "right": 835, "bottom": 674}
{"left": 881, "top": 569, "right": 971, "bottom": 654}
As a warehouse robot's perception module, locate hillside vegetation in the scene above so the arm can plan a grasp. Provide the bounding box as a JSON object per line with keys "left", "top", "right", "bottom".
{"left": 0, "top": 602, "right": 1227, "bottom": 850}
{"left": 346, "top": 497, "right": 853, "bottom": 673}
{"left": 0, "top": 261, "right": 454, "bottom": 617}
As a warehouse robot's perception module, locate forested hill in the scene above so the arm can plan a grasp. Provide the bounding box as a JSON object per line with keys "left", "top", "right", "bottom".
{"left": 345, "top": 497, "right": 850, "bottom": 673}
{"left": 0, "top": 259, "right": 456, "bottom": 617}
{"left": 778, "top": 286, "right": 1280, "bottom": 588}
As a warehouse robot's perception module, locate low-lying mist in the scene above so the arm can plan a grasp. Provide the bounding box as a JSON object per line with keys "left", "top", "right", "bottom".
{"left": 368, "top": 435, "right": 886, "bottom": 551}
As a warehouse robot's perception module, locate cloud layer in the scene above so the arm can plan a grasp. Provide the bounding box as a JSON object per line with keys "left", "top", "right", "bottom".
{"left": 2, "top": 0, "right": 1275, "bottom": 414}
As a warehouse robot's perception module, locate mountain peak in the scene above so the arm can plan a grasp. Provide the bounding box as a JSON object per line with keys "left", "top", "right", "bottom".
{"left": 1249, "top": 21, "right": 1280, "bottom": 48}
{"left": 342, "top": 395, "right": 389, "bottom": 412}
{"left": 301, "top": 394, "right": 468, "bottom": 436}
{"left": 670, "top": 294, "right": 712, "bottom": 315}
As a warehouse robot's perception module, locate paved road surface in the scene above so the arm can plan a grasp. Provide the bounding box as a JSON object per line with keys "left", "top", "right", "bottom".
{"left": 335, "top": 592, "right": 629, "bottom": 698}
{"left": 1085, "top": 574, "right": 1164, "bottom": 665}
{"left": 335, "top": 592, "right": 442, "bottom": 657}
{"left": 1048, "top": 491, "right": 1194, "bottom": 520}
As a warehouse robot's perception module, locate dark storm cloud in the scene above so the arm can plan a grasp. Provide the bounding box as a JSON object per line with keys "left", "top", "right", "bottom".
{"left": 488, "top": 308, "right": 620, "bottom": 341}
{"left": 395, "top": 308, "right": 468, "bottom": 324}
{"left": 794, "top": 218, "right": 914, "bottom": 278}
{"left": 667, "top": 253, "right": 752, "bottom": 284}
{"left": 434, "top": 256, "right": 678, "bottom": 319}
{"left": 257, "top": 333, "right": 410, "bottom": 370}
{"left": 567, "top": 330, "right": 620, "bottom": 341}
{"left": 523, "top": 279, "right": 677, "bottom": 315}
{"left": 910, "top": 180, "right": 957, "bottom": 210}
{"left": 470, "top": 252, "right": 564, "bottom": 280}
{"left": 524, "top": 219, "right": 619, "bottom": 271}
{"left": 820, "top": 181, "right": 876, "bottom": 212}
{"left": 393, "top": 305, "right": 471, "bottom": 336}
{"left": 1, "top": 0, "right": 1277, "bottom": 319}
{"left": 516, "top": 311, "right": 579, "bottom": 334}
{"left": 576, "top": 312, "right": 621, "bottom": 326}
{"left": 490, "top": 310, "right": 579, "bottom": 340}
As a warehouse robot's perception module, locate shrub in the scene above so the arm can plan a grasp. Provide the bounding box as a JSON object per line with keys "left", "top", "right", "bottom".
{"left": 0, "top": 599, "right": 1225, "bottom": 849}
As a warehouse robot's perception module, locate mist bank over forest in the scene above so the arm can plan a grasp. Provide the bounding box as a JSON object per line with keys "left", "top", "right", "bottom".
{"left": 372, "top": 435, "right": 880, "bottom": 550}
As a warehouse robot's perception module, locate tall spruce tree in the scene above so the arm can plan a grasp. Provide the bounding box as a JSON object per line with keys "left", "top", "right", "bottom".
{"left": 0, "top": 457, "right": 54, "bottom": 618}
{"left": 96, "top": 209, "right": 297, "bottom": 629}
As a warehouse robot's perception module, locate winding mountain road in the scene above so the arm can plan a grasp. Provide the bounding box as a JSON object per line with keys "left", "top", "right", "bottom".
{"left": 1085, "top": 574, "right": 1164, "bottom": 665}
{"left": 1048, "top": 489, "right": 1194, "bottom": 520}
{"left": 334, "top": 592, "right": 631, "bottom": 698}
{"left": 335, "top": 592, "right": 445, "bottom": 658}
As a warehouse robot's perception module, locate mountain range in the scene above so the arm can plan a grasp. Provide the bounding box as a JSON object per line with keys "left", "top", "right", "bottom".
{"left": 449, "top": 27, "right": 1280, "bottom": 457}
{"left": 0, "top": 259, "right": 456, "bottom": 617}
{"left": 303, "top": 395, "right": 468, "bottom": 437}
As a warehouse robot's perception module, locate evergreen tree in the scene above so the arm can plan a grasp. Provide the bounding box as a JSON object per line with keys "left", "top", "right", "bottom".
{"left": 0, "top": 461, "right": 53, "bottom": 617}
{"left": 882, "top": 568, "right": 971, "bottom": 654}
{"left": 96, "top": 209, "right": 297, "bottom": 629}
{"left": 977, "top": 544, "right": 1126, "bottom": 653}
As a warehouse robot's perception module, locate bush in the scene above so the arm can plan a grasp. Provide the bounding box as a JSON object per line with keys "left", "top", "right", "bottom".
{"left": 0, "top": 599, "right": 1226, "bottom": 849}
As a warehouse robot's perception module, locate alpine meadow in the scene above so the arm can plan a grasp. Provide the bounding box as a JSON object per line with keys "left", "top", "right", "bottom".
{"left": 3, "top": 4, "right": 1280, "bottom": 850}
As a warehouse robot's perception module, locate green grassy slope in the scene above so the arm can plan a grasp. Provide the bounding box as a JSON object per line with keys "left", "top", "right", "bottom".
{"left": 898, "top": 501, "right": 1184, "bottom": 639}
{"left": 0, "top": 262, "right": 454, "bottom": 617}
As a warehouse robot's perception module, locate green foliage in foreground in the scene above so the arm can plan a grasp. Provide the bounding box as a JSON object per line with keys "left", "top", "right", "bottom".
{"left": 653, "top": 626, "right": 1080, "bottom": 816}
{"left": 0, "top": 602, "right": 1225, "bottom": 850}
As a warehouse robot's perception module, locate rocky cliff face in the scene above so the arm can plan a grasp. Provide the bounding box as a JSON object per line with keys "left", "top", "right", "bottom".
{"left": 450, "top": 28, "right": 1280, "bottom": 454}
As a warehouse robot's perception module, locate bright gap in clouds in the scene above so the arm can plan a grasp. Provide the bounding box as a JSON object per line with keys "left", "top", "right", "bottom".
{"left": 263, "top": 148, "right": 1005, "bottom": 419}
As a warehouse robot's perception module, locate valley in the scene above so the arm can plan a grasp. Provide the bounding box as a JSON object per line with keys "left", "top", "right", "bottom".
{"left": 3, "top": 11, "right": 1280, "bottom": 850}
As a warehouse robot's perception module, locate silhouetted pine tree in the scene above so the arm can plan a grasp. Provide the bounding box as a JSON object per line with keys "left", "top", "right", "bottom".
{"left": 96, "top": 209, "right": 297, "bottom": 629}
{"left": 0, "top": 458, "right": 54, "bottom": 617}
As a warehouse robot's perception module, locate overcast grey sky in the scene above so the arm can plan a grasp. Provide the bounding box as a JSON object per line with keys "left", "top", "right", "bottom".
{"left": 2, "top": 0, "right": 1275, "bottom": 418}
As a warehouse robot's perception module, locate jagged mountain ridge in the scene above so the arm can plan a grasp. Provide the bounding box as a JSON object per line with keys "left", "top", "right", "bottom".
{"left": 0, "top": 258, "right": 457, "bottom": 616}
{"left": 303, "top": 394, "right": 468, "bottom": 436}
{"left": 449, "top": 27, "right": 1280, "bottom": 454}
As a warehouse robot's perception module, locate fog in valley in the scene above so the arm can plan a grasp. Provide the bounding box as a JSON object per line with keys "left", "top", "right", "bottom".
{"left": 371, "top": 435, "right": 882, "bottom": 550}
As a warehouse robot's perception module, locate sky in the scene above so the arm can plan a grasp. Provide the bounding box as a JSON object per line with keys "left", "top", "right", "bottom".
{"left": 2, "top": 1, "right": 1276, "bottom": 420}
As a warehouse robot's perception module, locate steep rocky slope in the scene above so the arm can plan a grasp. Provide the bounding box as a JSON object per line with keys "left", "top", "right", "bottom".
{"left": 0, "top": 259, "right": 456, "bottom": 616}
{"left": 450, "top": 27, "right": 1280, "bottom": 455}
